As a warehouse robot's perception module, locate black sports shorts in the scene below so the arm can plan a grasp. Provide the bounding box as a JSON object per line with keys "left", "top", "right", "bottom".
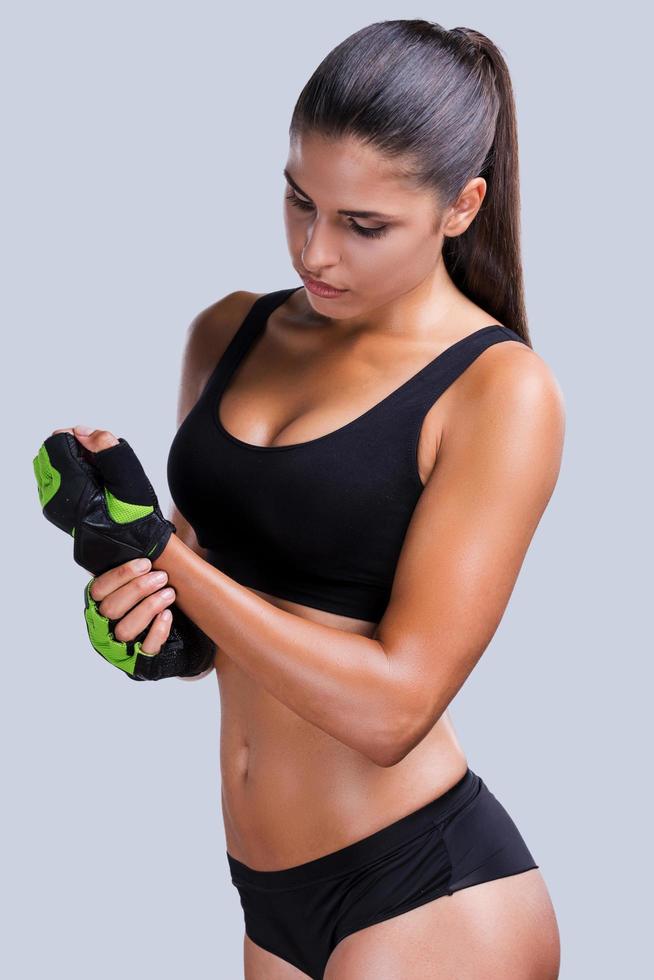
{"left": 227, "top": 767, "right": 539, "bottom": 979}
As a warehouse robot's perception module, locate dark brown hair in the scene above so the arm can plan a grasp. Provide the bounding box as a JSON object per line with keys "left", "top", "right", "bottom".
{"left": 290, "top": 20, "right": 531, "bottom": 346}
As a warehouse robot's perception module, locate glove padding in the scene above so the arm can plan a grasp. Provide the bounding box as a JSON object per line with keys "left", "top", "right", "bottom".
{"left": 33, "top": 432, "right": 216, "bottom": 680}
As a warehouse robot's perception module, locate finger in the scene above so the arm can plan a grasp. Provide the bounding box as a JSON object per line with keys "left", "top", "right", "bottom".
{"left": 113, "top": 588, "right": 176, "bottom": 643}
{"left": 139, "top": 609, "right": 173, "bottom": 656}
{"left": 89, "top": 557, "right": 152, "bottom": 603}
{"left": 97, "top": 568, "right": 168, "bottom": 620}
{"left": 51, "top": 427, "right": 75, "bottom": 436}
{"left": 73, "top": 427, "right": 120, "bottom": 452}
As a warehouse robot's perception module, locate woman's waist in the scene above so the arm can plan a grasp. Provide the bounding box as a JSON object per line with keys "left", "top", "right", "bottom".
{"left": 220, "top": 718, "right": 467, "bottom": 870}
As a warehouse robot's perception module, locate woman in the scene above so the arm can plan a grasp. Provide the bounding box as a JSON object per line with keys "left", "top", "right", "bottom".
{"left": 59, "top": 20, "right": 564, "bottom": 979}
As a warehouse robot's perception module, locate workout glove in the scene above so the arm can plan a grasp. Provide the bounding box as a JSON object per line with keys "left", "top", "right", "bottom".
{"left": 33, "top": 432, "right": 175, "bottom": 575}
{"left": 33, "top": 432, "right": 216, "bottom": 680}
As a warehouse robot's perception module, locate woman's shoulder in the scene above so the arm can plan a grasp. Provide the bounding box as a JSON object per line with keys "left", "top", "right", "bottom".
{"left": 188, "top": 289, "right": 262, "bottom": 357}
{"left": 444, "top": 324, "right": 565, "bottom": 453}
{"left": 437, "top": 298, "right": 564, "bottom": 435}
{"left": 181, "top": 289, "right": 264, "bottom": 393}
{"left": 450, "top": 296, "right": 555, "bottom": 389}
{"left": 173, "top": 289, "right": 261, "bottom": 420}
{"left": 183, "top": 285, "right": 307, "bottom": 386}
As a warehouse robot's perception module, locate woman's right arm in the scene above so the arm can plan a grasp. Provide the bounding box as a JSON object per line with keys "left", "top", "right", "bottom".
{"left": 170, "top": 290, "right": 258, "bottom": 677}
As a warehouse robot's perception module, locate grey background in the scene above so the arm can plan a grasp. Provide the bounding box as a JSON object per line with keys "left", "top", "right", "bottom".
{"left": 3, "top": 2, "right": 650, "bottom": 977}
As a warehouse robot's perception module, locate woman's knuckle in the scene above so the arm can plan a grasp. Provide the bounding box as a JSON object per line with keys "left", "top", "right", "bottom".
{"left": 146, "top": 571, "right": 166, "bottom": 590}
{"left": 113, "top": 621, "right": 128, "bottom": 643}
{"left": 97, "top": 431, "right": 118, "bottom": 449}
{"left": 97, "top": 598, "right": 113, "bottom": 619}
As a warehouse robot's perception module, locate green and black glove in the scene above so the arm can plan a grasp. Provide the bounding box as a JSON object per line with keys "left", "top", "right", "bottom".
{"left": 33, "top": 432, "right": 175, "bottom": 574}
{"left": 33, "top": 432, "right": 216, "bottom": 681}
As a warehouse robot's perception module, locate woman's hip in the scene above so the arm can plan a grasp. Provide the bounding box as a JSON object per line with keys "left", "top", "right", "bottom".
{"left": 226, "top": 767, "right": 539, "bottom": 978}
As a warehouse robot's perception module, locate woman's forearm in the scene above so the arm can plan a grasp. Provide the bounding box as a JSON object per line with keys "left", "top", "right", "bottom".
{"left": 152, "top": 534, "right": 408, "bottom": 765}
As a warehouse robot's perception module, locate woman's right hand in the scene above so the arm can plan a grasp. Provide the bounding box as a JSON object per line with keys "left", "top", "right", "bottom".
{"left": 82, "top": 556, "right": 216, "bottom": 680}
{"left": 89, "top": 557, "right": 176, "bottom": 655}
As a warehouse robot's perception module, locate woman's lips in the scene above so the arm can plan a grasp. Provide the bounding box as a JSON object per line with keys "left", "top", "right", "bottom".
{"left": 302, "top": 275, "right": 349, "bottom": 299}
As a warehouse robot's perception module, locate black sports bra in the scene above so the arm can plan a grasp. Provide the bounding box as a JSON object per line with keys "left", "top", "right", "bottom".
{"left": 166, "top": 287, "right": 528, "bottom": 622}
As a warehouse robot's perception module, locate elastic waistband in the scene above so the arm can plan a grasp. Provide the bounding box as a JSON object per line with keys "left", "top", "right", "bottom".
{"left": 226, "top": 767, "right": 481, "bottom": 891}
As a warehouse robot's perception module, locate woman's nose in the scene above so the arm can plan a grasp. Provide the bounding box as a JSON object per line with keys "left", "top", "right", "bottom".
{"left": 301, "top": 217, "right": 341, "bottom": 272}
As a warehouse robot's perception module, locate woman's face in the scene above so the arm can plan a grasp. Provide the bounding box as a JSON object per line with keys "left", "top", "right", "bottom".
{"left": 283, "top": 132, "right": 448, "bottom": 317}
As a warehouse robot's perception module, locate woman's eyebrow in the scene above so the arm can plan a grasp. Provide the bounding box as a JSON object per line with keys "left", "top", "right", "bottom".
{"left": 283, "top": 168, "right": 396, "bottom": 221}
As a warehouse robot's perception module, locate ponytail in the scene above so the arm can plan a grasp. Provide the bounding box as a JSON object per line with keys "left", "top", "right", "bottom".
{"left": 444, "top": 28, "right": 530, "bottom": 345}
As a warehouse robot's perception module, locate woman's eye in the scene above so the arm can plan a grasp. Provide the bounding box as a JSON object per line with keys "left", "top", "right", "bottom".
{"left": 284, "top": 191, "right": 388, "bottom": 240}
{"left": 285, "top": 192, "right": 314, "bottom": 213}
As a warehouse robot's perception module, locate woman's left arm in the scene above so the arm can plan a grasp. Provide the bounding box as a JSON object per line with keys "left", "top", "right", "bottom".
{"left": 152, "top": 347, "right": 565, "bottom": 764}
{"left": 75, "top": 347, "right": 565, "bottom": 767}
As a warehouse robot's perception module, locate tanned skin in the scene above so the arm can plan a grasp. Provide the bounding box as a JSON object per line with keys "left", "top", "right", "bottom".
{"left": 55, "top": 133, "right": 563, "bottom": 978}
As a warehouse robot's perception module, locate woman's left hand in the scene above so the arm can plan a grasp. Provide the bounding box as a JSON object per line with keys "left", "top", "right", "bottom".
{"left": 35, "top": 424, "right": 176, "bottom": 576}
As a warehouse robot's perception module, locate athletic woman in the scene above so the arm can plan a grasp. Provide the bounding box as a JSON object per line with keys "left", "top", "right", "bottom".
{"left": 56, "top": 20, "right": 564, "bottom": 979}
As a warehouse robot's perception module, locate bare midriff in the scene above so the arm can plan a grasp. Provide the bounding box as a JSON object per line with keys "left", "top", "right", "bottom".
{"left": 216, "top": 589, "right": 469, "bottom": 872}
